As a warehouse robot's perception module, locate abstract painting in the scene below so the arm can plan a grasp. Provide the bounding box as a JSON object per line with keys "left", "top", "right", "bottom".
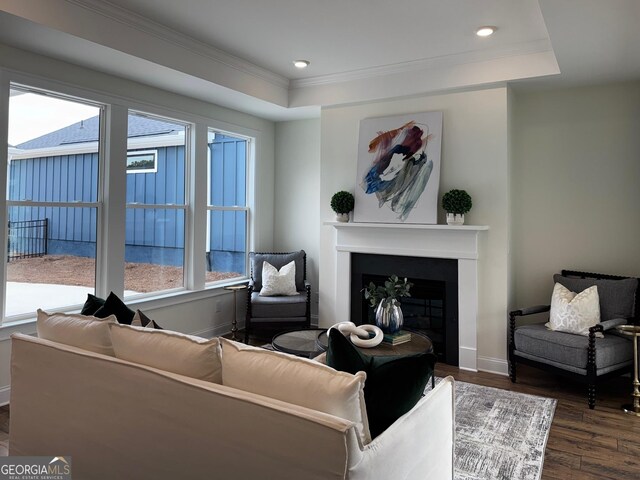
{"left": 354, "top": 111, "right": 442, "bottom": 224}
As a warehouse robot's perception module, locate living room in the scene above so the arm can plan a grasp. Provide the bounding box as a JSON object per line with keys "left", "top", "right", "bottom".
{"left": 0, "top": 1, "right": 639, "bottom": 479}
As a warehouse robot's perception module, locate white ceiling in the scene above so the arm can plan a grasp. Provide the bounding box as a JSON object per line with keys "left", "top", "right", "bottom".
{"left": 0, "top": 0, "right": 638, "bottom": 120}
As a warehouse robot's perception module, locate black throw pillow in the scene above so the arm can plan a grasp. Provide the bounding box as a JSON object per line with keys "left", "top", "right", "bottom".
{"left": 94, "top": 292, "right": 135, "bottom": 325}
{"left": 327, "top": 328, "right": 436, "bottom": 438}
{"left": 80, "top": 294, "right": 106, "bottom": 315}
{"left": 135, "top": 309, "right": 163, "bottom": 330}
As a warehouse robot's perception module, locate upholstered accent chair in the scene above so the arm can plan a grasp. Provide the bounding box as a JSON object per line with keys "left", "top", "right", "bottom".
{"left": 245, "top": 251, "right": 311, "bottom": 343}
{"left": 509, "top": 270, "right": 639, "bottom": 409}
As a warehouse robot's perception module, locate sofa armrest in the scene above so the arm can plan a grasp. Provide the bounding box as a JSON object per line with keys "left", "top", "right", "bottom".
{"left": 348, "top": 376, "right": 454, "bottom": 480}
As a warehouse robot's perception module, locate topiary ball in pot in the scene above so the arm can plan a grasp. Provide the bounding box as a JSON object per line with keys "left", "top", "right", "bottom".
{"left": 442, "top": 189, "right": 472, "bottom": 225}
{"left": 331, "top": 191, "right": 355, "bottom": 222}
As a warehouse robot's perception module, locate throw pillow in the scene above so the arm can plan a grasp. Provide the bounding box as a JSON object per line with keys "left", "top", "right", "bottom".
{"left": 131, "top": 309, "right": 163, "bottom": 329}
{"left": 80, "top": 294, "right": 106, "bottom": 315}
{"left": 259, "top": 260, "right": 298, "bottom": 296}
{"left": 553, "top": 274, "right": 637, "bottom": 321}
{"left": 219, "top": 338, "right": 371, "bottom": 444}
{"left": 546, "top": 282, "right": 601, "bottom": 336}
{"left": 94, "top": 292, "right": 135, "bottom": 325}
{"left": 109, "top": 324, "right": 222, "bottom": 383}
{"left": 36, "top": 309, "right": 117, "bottom": 356}
{"left": 326, "top": 328, "right": 436, "bottom": 439}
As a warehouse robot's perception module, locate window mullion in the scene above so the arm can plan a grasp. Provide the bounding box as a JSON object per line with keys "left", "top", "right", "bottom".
{"left": 0, "top": 73, "right": 10, "bottom": 324}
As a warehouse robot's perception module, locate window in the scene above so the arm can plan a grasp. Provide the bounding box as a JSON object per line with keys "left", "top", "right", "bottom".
{"left": 206, "top": 129, "right": 249, "bottom": 283}
{"left": 5, "top": 86, "right": 102, "bottom": 318}
{"left": 124, "top": 111, "right": 188, "bottom": 298}
{"left": 126, "top": 150, "right": 157, "bottom": 173}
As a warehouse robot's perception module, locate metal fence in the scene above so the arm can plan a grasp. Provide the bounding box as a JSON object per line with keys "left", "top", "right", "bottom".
{"left": 7, "top": 219, "right": 49, "bottom": 261}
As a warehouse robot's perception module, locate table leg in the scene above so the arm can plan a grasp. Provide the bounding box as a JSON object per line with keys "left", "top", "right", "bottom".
{"left": 622, "top": 333, "right": 640, "bottom": 416}
{"left": 231, "top": 290, "right": 238, "bottom": 341}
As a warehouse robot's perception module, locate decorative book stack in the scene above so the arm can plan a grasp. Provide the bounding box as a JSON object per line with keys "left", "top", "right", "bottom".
{"left": 382, "top": 330, "right": 412, "bottom": 346}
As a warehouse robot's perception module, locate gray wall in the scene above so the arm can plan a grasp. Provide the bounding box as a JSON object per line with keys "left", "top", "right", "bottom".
{"left": 274, "top": 119, "right": 321, "bottom": 320}
{"left": 511, "top": 82, "right": 640, "bottom": 309}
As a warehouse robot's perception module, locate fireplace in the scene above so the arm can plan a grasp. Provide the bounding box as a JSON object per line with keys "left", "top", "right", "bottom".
{"left": 351, "top": 253, "right": 458, "bottom": 365}
{"left": 329, "top": 222, "right": 487, "bottom": 371}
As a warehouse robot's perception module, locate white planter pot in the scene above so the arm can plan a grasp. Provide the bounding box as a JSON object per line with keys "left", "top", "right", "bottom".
{"left": 336, "top": 213, "right": 350, "bottom": 223}
{"left": 446, "top": 213, "right": 465, "bottom": 225}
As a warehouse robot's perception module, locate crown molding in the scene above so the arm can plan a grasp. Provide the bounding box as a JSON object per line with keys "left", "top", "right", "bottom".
{"left": 65, "top": 0, "right": 289, "bottom": 89}
{"left": 291, "top": 39, "right": 553, "bottom": 89}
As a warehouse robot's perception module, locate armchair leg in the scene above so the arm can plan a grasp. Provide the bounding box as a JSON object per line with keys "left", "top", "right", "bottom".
{"left": 509, "top": 359, "right": 517, "bottom": 383}
{"left": 588, "top": 383, "right": 596, "bottom": 409}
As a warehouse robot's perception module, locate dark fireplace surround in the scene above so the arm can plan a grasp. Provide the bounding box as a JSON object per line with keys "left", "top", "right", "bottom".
{"left": 350, "top": 253, "right": 459, "bottom": 366}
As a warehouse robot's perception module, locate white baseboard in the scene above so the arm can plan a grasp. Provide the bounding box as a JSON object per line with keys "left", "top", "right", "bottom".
{"left": 477, "top": 356, "right": 509, "bottom": 376}
{"left": 0, "top": 386, "right": 10, "bottom": 406}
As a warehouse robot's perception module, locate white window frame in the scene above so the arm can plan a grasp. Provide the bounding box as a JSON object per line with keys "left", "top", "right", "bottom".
{"left": 205, "top": 129, "right": 251, "bottom": 285}
{"left": 3, "top": 84, "right": 105, "bottom": 321}
{"left": 124, "top": 111, "right": 190, "bottom": 299}
{"left": 126, "top": 149, "right": 157, "bottom": 174}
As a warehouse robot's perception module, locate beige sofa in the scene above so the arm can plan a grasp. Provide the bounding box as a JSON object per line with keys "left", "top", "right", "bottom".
{"left": 10, "top": 333, "right": 454, "bottom": 480}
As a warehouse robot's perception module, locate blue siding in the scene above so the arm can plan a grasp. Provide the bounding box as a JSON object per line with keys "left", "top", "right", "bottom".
{"left": 8, "top": 134, "right": 247, "bottom": 269}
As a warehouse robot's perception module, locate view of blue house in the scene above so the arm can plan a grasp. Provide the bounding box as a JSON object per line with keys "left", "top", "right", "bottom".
{"left": 7, "top": 115, "right": 247, "bottom": 274}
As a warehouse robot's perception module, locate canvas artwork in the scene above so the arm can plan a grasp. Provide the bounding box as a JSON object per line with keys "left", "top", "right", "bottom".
{"left": 354, "top": 111, "right": 442, "bottom": 224}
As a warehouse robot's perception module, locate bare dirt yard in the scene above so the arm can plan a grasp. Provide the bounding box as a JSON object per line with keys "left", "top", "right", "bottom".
{"left": 7, "top": 255, "right": 241, "bottom": 293}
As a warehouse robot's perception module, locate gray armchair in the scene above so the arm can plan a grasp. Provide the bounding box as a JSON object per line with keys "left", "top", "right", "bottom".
{"left": 245, "top": 250, "right": 311, "bottom": 343}
{"left": 509, "top": 270, "right": 639, "bottom": 409}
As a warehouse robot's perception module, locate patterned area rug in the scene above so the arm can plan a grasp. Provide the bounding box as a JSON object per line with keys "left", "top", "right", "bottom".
{"left": 427, "top": 378, "right": 556, "bottom": 480}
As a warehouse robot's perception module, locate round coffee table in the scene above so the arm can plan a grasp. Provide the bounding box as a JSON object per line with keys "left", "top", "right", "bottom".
{"left": 272, "top": 328, "right": 328, "bottom": 358}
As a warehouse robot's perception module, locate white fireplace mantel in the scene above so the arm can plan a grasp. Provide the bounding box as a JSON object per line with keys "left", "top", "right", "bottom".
{"left": 327, "top": 221, "right": 488, "bottom": 371}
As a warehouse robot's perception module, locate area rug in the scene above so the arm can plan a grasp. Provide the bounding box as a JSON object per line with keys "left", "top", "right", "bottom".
{"left": 427, "top": 378, "right": 556, "bottom": 480}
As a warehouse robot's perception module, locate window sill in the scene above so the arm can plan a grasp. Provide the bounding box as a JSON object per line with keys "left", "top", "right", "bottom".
{"left": 0, "top": 277, "right": 249, "bottom": 339}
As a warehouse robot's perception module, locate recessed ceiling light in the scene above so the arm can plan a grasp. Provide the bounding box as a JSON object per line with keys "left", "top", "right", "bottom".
{"left": 476, "top": 26, "right": 496, "bottom": 37}
{"left": 293, "top": 60, "right": 310, "bottom": 69}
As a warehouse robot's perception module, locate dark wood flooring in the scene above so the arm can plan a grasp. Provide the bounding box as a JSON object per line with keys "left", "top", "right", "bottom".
{"left": 435, "top": 362, "right": 640, "bottom": 480}
{"left": 1, "top": 332, "right": 638, "bottom": 479}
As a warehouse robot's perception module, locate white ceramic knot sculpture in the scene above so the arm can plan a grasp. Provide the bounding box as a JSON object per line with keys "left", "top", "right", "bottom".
{"left": 326, "top": 321, "right": 383, "bottom": 348}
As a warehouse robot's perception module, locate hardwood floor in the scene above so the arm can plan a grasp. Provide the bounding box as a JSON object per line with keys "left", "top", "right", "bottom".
{"left": 435, "top": 363, "right": 640, "bottom": 480}
{"left": 1, "top": 333, "right": 638, "bottom": 479}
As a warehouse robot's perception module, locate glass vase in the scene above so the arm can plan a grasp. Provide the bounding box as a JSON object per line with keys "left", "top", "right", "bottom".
{"left": 375, "top": 299, "right": 403, "bottom": 334}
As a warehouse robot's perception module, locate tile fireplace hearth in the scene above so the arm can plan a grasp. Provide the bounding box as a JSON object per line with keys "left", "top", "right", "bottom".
{"left": 328, "top": 222, "right": 488, "bottom": 371}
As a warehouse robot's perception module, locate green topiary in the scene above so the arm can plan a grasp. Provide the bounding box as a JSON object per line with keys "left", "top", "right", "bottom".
{"left": 442, "top": 189, "right": 472, "bottom": 214}
{"left": 330, "top": 191, "right": 355, "bottom": 214}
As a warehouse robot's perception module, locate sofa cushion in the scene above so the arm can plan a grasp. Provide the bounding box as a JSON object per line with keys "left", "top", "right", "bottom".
{"left": 109, "top": 324, "right": 222, "bottom": 383}
{"left": 94, "top": 292, "right": 135, "bottom": 325}
{"left": 80, "top": 294, "right": 106, "bottom": 315}
{"left": 553, "top": 274, "right": 637, "bottom": 320}
{"left": 547, "top": 283, "right": 600, "bottom": 336}
{"left": 326, "top": 328, "right": 436, "bottom": 438}
{"left": 220, "top": 338, "right": 371, "bottom": 444}
{"left": 251, "top": 251, "right": 305, "bottom": 292}
{"left": 514, "top": 324, "right": 632, "bottom": 370}
{"left": 250, "top": 292, "right": 307, "bottom": 318}
{"left": 36, "top": 309, "right": 117, "bottom": 356}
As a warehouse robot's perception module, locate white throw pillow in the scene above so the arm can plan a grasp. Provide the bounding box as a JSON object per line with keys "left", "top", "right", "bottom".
{"left": 109, "top": 324, "right": 222, "bottom": 383}
{"left": 36, "top": 309, "right": 117, "bottom": 356}
{"left": 546, "top": 283, "right": 601, "bottom": 336}
{"left": 259, "top": 260, "right": 298, "bottom": 296}
{"left": 220, "top": 338, "right": 371, "bottom": 444}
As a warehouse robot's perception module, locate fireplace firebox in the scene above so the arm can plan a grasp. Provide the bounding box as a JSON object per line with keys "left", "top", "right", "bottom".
{"left": 350, "top": 253, "right": 458, "bottom": 366}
